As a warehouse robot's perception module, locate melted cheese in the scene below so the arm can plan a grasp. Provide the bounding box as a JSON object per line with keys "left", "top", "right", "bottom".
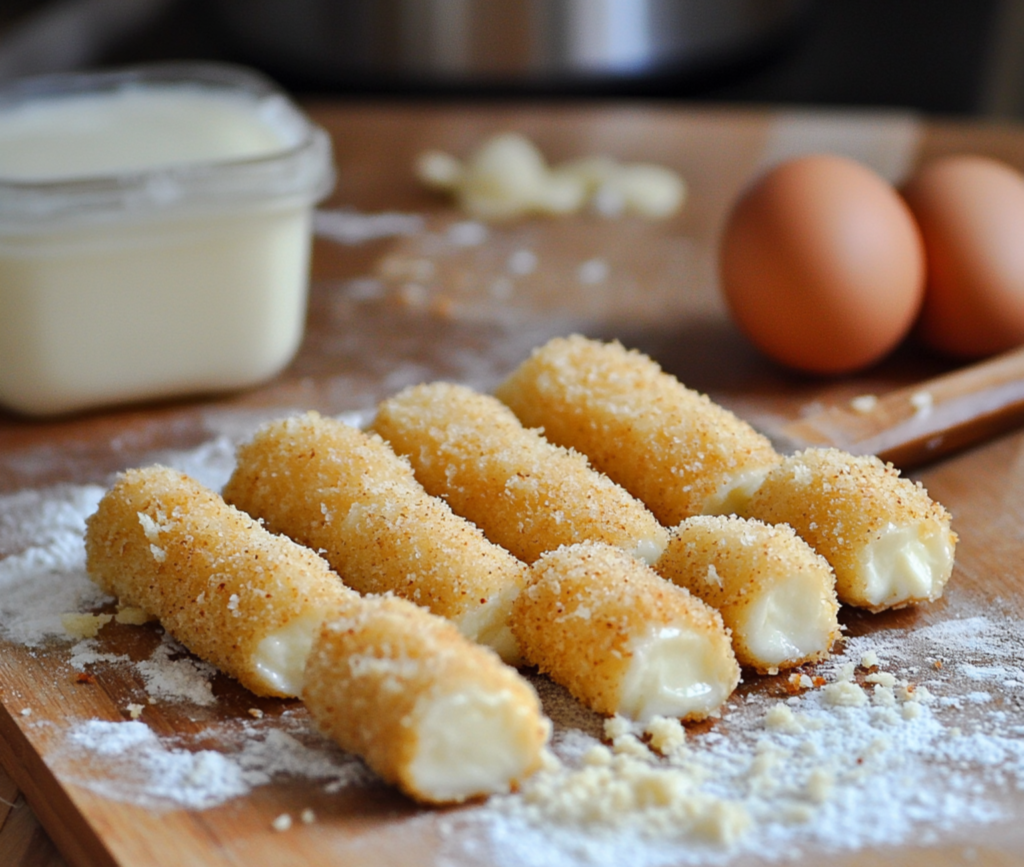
{"left": 407, "top": 686, "right": 546, "bottom": 801}
{"left": 252, "top": 612, "right": 324, "bottom": 696}
{"left": 857, "top": 523, "right": 955, "bottom": 609}
{"left": 703, "top": 467, "right": 773, "bottom": 517}
{"left": 632, "top": 535, "right": 667, "bottom": 567}
{"left": 742, "top": 572, "right": 836, "bottom": 666}
{"left": 455, "top": 581, "right": 524, "bottom": 666}
{"left": 617, "top": 625, "right": 735, "bottom": 722}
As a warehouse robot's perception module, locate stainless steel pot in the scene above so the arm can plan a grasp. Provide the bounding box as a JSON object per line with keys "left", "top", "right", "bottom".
{"left": 213, "top": 0, "right": 810, "bottom": 88}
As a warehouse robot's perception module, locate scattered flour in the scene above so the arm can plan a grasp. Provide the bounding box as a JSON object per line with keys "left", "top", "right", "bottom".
{"left": 447, "top": 220, "right": 489, "bottom": 247}
{"left": 53, "top": 716, "right": 370, "bottom": 811}
{"left": 313, "top": 208, "right": 425, "bottom": 245}
{"left": 577, "top": 258, "right": 609, "bottom": 285}
{"left": 3, "top": 437, "right": 1024, "bottom": 862}
{"left": 437, "top": 617, "right": 1024, "bottom": 865}
{"left": 0, "top": 483, "right": 109, "bottom": 645}
{"left": 134, "top": 636, "right": 219, "bottom": 706}
{"left": 62, "top": 626, "right": 217, "bottom": 707}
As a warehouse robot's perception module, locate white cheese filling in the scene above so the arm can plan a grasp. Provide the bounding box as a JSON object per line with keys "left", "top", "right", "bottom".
{"left": 456, "top": 582, "right": 524, "bottom": 666}
{"left": 472, "top": 616, "right": 523, "bottom": 667}
{"left": 632, "top": 534, "right": 668, "bottom": 567}
{"left": 617, "top": 625, "right": 734, "bottom": 722}
{"left": 407, "top": 687, "right": 543, "bottom": 801}
{"left": 252, "top": 612, "right": 324, "bottom": 696}
{"left": 741, "top": 572, "right": 835, "bottom": 666}
{"left": 702, "top": 466, "right": 773, "bottom": 517}
{"left": 857, "top": 522, "right": 955, "bottom": 609}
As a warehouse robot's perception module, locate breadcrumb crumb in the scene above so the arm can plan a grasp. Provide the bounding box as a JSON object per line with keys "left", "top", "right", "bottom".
{"left": 61, "top": 612, "right": 112, "bottom": 639}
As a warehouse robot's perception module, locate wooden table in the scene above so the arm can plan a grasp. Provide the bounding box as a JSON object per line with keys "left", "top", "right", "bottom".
{"left": 3, "top": 102, "right": 1024, "bottom": 866}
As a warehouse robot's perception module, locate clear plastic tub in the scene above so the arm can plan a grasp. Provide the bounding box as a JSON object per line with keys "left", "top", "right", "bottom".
{"left": 0, "top": 62, "right": 335, "bottom": 416}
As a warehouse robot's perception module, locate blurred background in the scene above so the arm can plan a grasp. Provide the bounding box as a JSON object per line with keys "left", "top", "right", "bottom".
{"left": 0, "top": 0, "right": 1020, "bottom": 118}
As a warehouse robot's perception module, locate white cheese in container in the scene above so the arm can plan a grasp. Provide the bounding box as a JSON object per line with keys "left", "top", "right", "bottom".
{"left": 0, "top": 63, "right": 335, "bottom": 416}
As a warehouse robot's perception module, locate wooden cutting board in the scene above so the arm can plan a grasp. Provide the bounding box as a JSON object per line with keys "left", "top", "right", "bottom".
{"left": 4, "top": 103, "right": 1024, "bottom": 867}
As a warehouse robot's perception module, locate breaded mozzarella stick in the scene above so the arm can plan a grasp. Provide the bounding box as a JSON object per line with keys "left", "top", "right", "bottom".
{"left": 303, "top": 595, "right": 551, "bottom": 805}
{"left": 84, "top": 466, "right": 357, "bottom": 698}
{"left": 222, "top": 412, "right": 528, "bottom": 665}
{"left": 742, "top": 448, "right": 956, "bottom": 612}
{"left": 511, "top": 542, "right": 740, "bottom": 722}
{"left": 495, "top": 335, "right": 782, "bottom": 525}
{"left": 371, "top": 382, "right": 668, "bottom": 565}
{"left": 654, "top": 515, "right": 840, "bottom": 672}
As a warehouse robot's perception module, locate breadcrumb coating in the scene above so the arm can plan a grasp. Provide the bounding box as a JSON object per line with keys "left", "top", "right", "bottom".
{"left": 371, "top": 381, "right": 668, "bottom": 565}
{"left": 654, "top": 515, "right": 840, "bottom": 672}
{"left": 495, "top": 334, "right": 781, "bottom": 525}
{"left": 84, "top": 466, "right": 357, "bottom": 697}
{"left": 303, "top": 595, "right": 550, "bottom": 805}
{"left": 511, "top": 542, "right": 740, "bottom": 722}
{"left": 742, "top": 448, "right": 957, "bottom": 611}
{"left": 222, "top": 412, "right": 528, "bottom": 664}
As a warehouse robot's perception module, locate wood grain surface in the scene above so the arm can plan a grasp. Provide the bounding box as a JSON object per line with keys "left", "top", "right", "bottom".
{"left": 774, "top": 343, "right": 1024, "bottom": 466}
{"left": 3, "top": 102, "right": 1024, "bottom": 866}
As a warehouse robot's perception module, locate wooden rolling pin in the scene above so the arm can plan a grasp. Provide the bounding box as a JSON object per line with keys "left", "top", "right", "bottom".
{"left": 772, "top": 345, "right": 1024, "bottom": 469}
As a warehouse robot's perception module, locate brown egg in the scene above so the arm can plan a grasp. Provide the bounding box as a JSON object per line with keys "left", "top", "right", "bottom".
{"left": 901, "top": 154, "right": 1024, "bottom": 359}
{"left": 720, "top": 154, "right": 925, "bottom": 375}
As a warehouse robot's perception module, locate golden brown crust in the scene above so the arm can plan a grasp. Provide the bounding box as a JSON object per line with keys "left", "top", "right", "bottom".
{"left": 654, "top": 515, "right": 840, "bottom": 671}
{"left": 371, "top": 381, "right": 667, "bottom": 564}
{"left": 84, "top": 465, "right": 356, "bottom": 697}
{"left": 222, "top": 411, "right": 529, "bottom": 663}
{"left": 303, "top": 594, "right": 550, "bottom": 804}
{"left": 741, "top": 448, "right": 957, "bottom": 611}
{"left": 511, "top": 542, "right": 739, "bottom": 721}
{"left": 494, "top": 334, "right": 781, "bottom": 525}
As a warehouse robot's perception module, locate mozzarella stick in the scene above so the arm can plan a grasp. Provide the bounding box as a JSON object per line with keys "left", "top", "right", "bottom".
{"left": 495, "top": 334, "right": 782, "bottom": 525}
{"left": 653, "top": 515, "right": 840, "bottom": 673}
{"left": 83, "top": 466, "right": 357, "bottom": 698}
{"left": 371, "top": 382, "right": 668, "bottom": 565}
{"left": 511, "top": 542, "right": 740, "bottom": 722}
{"left": 741, "top": 448, "right": 956, "bottom": 612}
{"left": 222, "top": 412, "right": 528, "bottom": 665}
{"left": 304, "top": 595, "right": 550, "bottom": 805}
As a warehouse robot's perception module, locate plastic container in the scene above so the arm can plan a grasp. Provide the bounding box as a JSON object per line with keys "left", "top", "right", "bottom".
{"left": 0, "top": 62, "right": 335, "bottom": 416}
